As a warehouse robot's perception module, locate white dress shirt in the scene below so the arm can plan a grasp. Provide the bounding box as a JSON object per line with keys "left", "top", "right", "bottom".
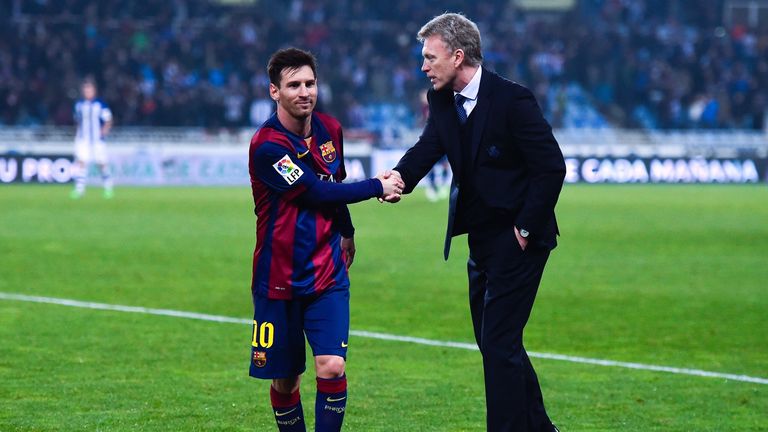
{"left": 454, "top": 66, "right": 482, "bottom": 117}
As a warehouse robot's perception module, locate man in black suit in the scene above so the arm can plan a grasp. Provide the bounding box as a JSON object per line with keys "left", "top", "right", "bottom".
{"left": 384, "top": 12, "right": 566, "bottom": 432}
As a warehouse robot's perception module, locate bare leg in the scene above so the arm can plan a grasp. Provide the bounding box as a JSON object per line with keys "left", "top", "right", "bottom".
{"left": 314, "top": 355, "right": 347, "bottom": 432}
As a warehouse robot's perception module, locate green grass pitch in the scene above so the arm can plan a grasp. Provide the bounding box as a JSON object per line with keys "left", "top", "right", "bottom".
{"left": 1, "top": 184, "right": 766, "bottom": 431}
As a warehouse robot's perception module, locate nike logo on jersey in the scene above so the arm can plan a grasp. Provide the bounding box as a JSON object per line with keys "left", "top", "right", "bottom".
{"left": 275, "top": 407, "right": 298, "bottom": 417}
{"left": 326, "top": 396, "right": 347, "bottom": 403}
{"left": 340, "top": 341, "right": 348, "bottom": 347}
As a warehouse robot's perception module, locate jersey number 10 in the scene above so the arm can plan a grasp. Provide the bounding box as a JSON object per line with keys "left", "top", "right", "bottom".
{"left": 251, "top": 320, "right": 274, "bottom": 348}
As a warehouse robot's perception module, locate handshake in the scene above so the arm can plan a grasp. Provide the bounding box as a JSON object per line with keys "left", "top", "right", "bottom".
{"left": 375, "top": 169, "right": 404, "bottom": 203}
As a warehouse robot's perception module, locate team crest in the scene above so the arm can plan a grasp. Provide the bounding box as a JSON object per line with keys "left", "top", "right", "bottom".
{"left": 272, "top": 154, "right": 304, "bottom": 185}
{"left": 320, "top": 141, "right": 336, "bottom": 163}
{"left": 253, "top": 351, "right": 267, "bottom": 368}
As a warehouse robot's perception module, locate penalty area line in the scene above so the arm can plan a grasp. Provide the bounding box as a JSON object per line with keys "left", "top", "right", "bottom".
{"left": 1, "top": 291, "right": 766, "bottom": 386}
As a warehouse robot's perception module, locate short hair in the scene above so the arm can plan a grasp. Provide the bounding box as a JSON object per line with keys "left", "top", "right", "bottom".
{"left": 417, "top": 13, "right": 483, "bottom": 67}
{"left": 81, "top": 76, "right": 97, "bottom": 88}
{"left": 267, "top": 48, "right": 317, "bottom": 87}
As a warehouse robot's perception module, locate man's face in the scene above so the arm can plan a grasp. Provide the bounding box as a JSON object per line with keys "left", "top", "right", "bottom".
{"left": 270, "top": 65, "right": 317, "bottom": 120}
{"left": 421, "top": 35, "right": 458, "bottom": 91}
{"left": 82, "top": 82, "right": 96, "bottom": 100}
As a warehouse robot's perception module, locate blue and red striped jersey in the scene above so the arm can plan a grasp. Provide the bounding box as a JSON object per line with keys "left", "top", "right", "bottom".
{"left": 249, "top": 112, "right": 350, "bottom": 300}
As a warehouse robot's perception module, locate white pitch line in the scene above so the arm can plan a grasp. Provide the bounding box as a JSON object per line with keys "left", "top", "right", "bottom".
{"left": 1, "top": 292, "right": 766, "bottom": 386}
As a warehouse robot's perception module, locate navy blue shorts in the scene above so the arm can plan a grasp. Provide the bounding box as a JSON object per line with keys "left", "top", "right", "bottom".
{"left": 249, "top": 285, "right": 350, "bottom": 379}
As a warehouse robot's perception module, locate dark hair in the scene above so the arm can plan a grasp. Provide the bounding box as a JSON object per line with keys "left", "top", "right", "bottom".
{"left": 82, "top": 75, "right": 97, "bottom": 87}
{"left": 267, "top": 48, "right": 317, "bottom": 87}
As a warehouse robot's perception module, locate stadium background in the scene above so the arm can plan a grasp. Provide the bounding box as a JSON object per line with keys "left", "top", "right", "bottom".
{"left": 1, "top": 0, "right": 767, "bottom": 431}
{"left": 1, "top": 0, "right": 767, "bottom": 185}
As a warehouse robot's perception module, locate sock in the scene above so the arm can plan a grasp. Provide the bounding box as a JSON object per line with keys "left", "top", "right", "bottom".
{"left": 102, "top": 167, "right": 113, "bottom": 192}
{"left": 74, "top": 169, "right": 86, "bottom": 194}
{"left": 315, "top": 375, "right": 347, "bottom": 432}
{"left": 270, "top": 386, "right": 306, "bottom": 432}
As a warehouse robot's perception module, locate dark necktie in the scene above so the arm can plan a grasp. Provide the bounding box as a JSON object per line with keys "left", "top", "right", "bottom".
{"left": 454, "top": 93, "right": 468, "bottom": 125}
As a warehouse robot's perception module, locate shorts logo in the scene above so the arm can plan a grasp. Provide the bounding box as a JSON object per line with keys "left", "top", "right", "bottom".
{"left": 320, "top": 141, "right": 336, "bottom": 163}
{"left": 273, "top": 155, "right": 304, "bottom": 185}
{"left": 253, "top": 351, "right": 267, "bottom": 368}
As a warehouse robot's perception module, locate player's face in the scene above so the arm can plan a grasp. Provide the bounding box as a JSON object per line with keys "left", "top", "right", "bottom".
{"left": 270, "top": 66, "right": 317, "bottom": 120}
{"left": 421, "top": 35, "right": 459, "bottom": 91}
{"left": 82, "top": 82, "right": 96, "bottom": 100}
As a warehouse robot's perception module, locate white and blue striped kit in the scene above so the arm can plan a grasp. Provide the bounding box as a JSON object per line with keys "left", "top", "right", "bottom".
{"left": 75, "top": 99, "right": 112, "bottom": 143}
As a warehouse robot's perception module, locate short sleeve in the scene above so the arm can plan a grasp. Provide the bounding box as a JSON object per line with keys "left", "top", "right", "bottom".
{"left": 253, "top": 142, "right": 317, "bottom": 198}
{"left": 100, "top": 104, "right": 113, "bottom": 122}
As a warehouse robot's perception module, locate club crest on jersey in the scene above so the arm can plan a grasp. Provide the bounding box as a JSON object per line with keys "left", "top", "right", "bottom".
{"left": 273, "top": 154, "right": 304, "bottom": 185}
{"left": 320, "top": 141, "right": 336, "bottom": 163}
{"left": 253, "top": 351, "right": 267, "bottom": 367}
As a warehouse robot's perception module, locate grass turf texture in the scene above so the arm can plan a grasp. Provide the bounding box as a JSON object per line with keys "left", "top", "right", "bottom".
{"left": 0, "top": 184, "right": 766, "bottom": 431}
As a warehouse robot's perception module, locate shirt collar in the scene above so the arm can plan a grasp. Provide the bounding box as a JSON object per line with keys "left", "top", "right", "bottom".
{"left": 454, "top": 66, "right": 482, "bottom": 101}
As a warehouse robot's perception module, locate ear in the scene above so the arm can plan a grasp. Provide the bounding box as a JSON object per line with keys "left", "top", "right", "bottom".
{"left": 269, "top": 83, "right": 279, "bottom": 101}
{"left": 453, "top": 49, "right": 465, "bottom": 68}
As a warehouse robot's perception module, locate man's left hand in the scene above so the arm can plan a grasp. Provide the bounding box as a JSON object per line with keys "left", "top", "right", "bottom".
{"left": 514, "top": 226, "right": 528, "bottom": 251}
{"left": 341, "top": 236, "right": 356, "bottom": 269}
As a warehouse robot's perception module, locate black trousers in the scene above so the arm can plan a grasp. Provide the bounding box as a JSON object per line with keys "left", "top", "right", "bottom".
{"left": 467, "top": 224, "right": 553, "bottom": 432}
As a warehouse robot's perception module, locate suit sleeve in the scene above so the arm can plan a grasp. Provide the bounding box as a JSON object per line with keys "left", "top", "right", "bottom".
{"left": 253, "top": 142, "right": 383, "bottom": 205}
{"left": 510, "top": 88, "right": 566, "bottom": 238}
{"left": 394, "top": 93, "right": 446, "bottom": 193}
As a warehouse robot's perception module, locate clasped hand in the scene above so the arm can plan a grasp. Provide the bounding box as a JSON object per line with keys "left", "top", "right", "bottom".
{"left": 375, "top": 170, "right": 403, "bottom": 203}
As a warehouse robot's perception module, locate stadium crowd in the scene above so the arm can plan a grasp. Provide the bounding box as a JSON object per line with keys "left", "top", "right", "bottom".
{"left": 1, "top": 0, "right": 766, "bottom": 130}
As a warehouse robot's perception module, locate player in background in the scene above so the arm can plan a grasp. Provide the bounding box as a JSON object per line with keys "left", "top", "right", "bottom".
{"left": 415, "top": 90, "right": 450, "bottom": 202}
{"left": 248, "top": 48, "right": 403, "bottom": 432}
{"left": 424, "top": 156, "right": 451, "bottom": 202}
{"left": 70, "top": 77, "right": 114, "bottom": 199}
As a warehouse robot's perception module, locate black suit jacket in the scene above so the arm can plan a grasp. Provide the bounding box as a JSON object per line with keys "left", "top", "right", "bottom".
{"left": 395, "top": 68, "right": 566, "bottom": 259}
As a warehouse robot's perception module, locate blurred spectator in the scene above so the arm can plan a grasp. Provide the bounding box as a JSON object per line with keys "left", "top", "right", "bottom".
{"left": 249, "top": 86, "right": 273, "bottom": 128}
{"left": 0, "top": 0, "right": 766, "bottom": 130}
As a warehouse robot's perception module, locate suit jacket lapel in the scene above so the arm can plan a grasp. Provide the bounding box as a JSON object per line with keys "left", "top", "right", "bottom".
{"left": 469, "top": 68, "right": 493, "bottom": 167}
